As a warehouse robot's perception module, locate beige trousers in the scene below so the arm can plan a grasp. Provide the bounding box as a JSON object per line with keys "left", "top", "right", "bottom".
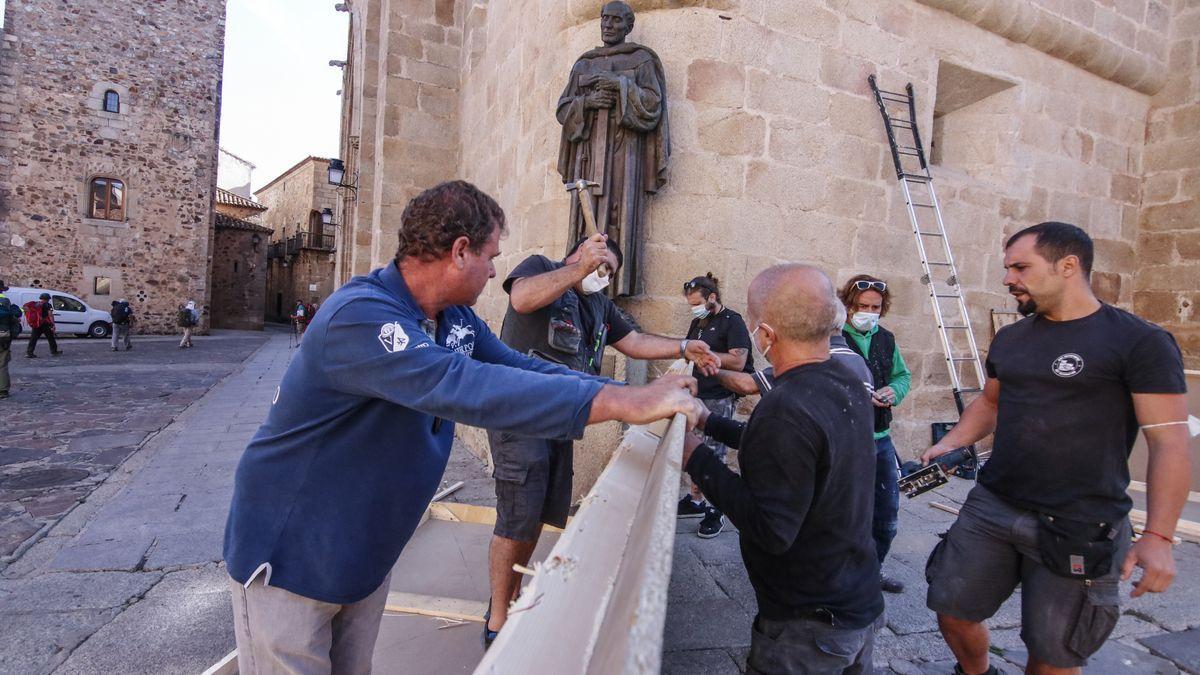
{"left": 229, "top": 573, "right": 390, "bottom": 675}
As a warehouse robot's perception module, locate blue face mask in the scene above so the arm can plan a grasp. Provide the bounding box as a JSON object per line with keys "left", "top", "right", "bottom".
{"left": 690, "top": 304, "right": 710, "bottom": 320}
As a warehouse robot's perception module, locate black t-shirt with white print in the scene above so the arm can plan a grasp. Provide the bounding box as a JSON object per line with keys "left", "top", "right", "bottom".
{"left": 687, "top": 307, "right": 753, "bottom": 400}
{"left": 979, "top": 304, "right": 1186, "bottom": 523}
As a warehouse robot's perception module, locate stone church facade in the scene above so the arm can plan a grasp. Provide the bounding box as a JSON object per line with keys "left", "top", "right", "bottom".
{"left": 333, "top": 0, "right": 1198, "bottom": 484}
{"left": 0, "top": 0, "right": 226, "bottom": 333}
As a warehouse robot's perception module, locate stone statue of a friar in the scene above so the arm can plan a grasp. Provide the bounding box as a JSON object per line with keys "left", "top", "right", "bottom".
{"left": 557, "top": 1, "right": 670, "bottom": 297}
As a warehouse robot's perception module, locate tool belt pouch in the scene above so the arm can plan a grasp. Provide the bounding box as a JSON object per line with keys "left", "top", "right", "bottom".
{"left": 547, "top": 318, "right": 582, "bottom": 355}
{"left": 1036, "top": 513, "right": 1116, "bottom": 580}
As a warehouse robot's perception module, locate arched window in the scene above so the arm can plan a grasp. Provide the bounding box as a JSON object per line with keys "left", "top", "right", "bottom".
{"left": 89, "top": 177, "right": 125, "bottom": 221}
{"left": 103, "top": 90, "right": 120, "bottom": 113}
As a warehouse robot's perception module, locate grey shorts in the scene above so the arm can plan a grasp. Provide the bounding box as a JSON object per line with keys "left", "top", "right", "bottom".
{"left": 488, "top": 431, "right": 573, "bottom": 542}
{"left": 926, "top": 484, "right": 1131, "bottom": 668}
{"left": 747, "top": 614, "right": 878, "bottom": 675}
{"left": 700, "top": 396, "right": 736, "bottom": 459}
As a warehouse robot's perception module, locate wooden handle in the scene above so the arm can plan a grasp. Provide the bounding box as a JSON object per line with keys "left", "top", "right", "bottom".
{"left": 574, "top": 186, "right": 609, "bottom": 277}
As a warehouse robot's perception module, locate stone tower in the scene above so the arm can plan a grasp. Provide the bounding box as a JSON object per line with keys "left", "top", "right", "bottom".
{"left": 0, "top": 0, "right": 227, "bottom": 333}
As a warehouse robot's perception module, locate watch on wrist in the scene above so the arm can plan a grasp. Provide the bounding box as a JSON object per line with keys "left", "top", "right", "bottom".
{"left": 680, "top": 339, "right": 688, "bottom": 357}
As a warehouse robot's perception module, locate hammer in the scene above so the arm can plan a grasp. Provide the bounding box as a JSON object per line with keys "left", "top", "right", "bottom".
{"left": 566, "top": 179, "right": 608, "bottom": 277}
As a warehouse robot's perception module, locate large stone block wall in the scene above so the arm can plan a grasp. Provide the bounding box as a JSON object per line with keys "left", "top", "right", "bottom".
{"left": 450, "top": 0, "right": 1162, "bottom": 460}
{"left": 211, "top": 226, "right": 268, "bottom": 330}
{"left": 266, "top": 254, "right": 337, "bottom": 323}
{"left": 256, "top": 158, "right": 327, "bottom": 243}
{"left": 1136, "top": 1, "right": 1199, "bottom": 369}
{"left": 0, "top": 0, "right": 226, "bottom": 334}
{"left": 345, "top": 0, "right": 1196, "bottom": 486}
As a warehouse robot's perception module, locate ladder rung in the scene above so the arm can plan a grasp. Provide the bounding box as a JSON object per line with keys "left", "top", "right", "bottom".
{"left": 890, "top": 120, "right": 914, "bottom": 129}
{"left": 927, "top": 262, "right": 952, "bottom": 266}
{"left": 949, "top": 357, "right": 976, "bottom": 362}
{"left": 941, "top": 325, "right": 970, "bottom": 330}
{"left": 910, "top": 202, "right": 935, "bottom": 208}
{"left": 901, "top": 173, "right": 931, "bottom": 182}
{"left": 877, "top": 88, "right": 909, "bottom": 98}
{"left": 934, "top": 293, "right": 961, "bottom": 298}
{"left": 957, "top": 388, "right": 983, "bottom": 394}
{"left": 918, "top": 231, "right": 944, "bottom": 237}
{"left": 880, "top": 94, "right": 910, "bottom": 104}
{"left": 897, "top": 149, "right": 921, "bottom": 157}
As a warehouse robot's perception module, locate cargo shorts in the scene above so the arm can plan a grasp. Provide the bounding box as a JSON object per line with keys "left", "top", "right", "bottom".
{"left": 926, "top": 484, "right": 1132, "bottom": 668}
{"left": 487, "top": 430, "right": 573, "bottom": 542}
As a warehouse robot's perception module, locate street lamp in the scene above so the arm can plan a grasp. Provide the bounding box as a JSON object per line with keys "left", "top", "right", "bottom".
{"left": 327, "top": 158, "right": 358, "bottom": 199}
{"left": 321, "top": 208, "right": 334, "bottom": 226}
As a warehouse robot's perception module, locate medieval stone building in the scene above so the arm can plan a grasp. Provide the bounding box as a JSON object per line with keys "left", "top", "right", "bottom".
{"left": 0, "top": 0, "right": 227, "bottom": 333}
{"left": 332, "top": 0, "right": 1198, "bottom": 486}
{"left": 256, "top": 156, "right": 338, "bottom": 322}
{"left": 211, "top": 188, "right": 271, "bottom": 331}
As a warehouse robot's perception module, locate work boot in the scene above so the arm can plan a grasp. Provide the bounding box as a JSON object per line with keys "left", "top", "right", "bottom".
{"left": 881, "top": 575, "right": 905, "bottom": 593}
{"left": 697, "top": 506, "right": 724, "bottom": 539}
{"left": 677, "top": 496, "right": 707, "bottom": 519}
{"left": 51, "top": 351, "right": 63, "bottom": 356}
{"left": 25, "top": 353, "right": 36, "bottom": 358}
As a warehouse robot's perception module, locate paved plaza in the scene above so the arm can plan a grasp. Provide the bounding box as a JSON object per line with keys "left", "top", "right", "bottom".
{"left": 0, "top": 330, "right": 1196, "bottom": 673}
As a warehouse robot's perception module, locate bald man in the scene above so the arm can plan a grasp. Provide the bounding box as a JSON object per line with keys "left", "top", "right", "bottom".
{"left": 683, "top": 264, "right": 883, "bottom": 674}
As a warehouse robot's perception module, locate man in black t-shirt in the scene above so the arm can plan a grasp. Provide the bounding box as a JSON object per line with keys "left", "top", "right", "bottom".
{"left": 685, "top": 264, "right": 883, "bottom": 673}
{"left": 922, "top": 223, "right": 1190, "bottom": 675}
{"left": 677, "top": 273, "right": 754, "bottom": 538}
{"left": 483, "top": 233, "right": 718, "bottom": 645}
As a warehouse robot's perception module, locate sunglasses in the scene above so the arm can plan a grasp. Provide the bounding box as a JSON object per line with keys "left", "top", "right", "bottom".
{"left": 853, "top": 280, "right": 887, "bottom": 293}
{"left": 683, "top": 281, "right": 715, "bottom": 293}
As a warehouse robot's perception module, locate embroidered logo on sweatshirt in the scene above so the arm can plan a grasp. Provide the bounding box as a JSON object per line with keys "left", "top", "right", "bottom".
{"left": 446, "top": 322, "right": 476, "bottom": 355}
{"left": 379, "top": 322, "right": 410, "bottom": 353}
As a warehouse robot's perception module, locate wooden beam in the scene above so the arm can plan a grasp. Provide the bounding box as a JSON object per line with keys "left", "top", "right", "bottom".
{"left": 201, "top": 649, "right": 237, "bottom": 675}
{"left": 384, "top": 591, "right": 488, "bottom": 623}
{"left": 474, "top": 361, "right": 691, "bottom": 675}
{"left": 1128, "top": 480, "right": 1200, "bottom": 505}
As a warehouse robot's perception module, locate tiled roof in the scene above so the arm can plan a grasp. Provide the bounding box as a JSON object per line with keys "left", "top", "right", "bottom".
{"left": 215, "top": 212, "right": 273, "bottom": 233}
{"left": 216, "top": 187, "right": 268, "bottom": 211}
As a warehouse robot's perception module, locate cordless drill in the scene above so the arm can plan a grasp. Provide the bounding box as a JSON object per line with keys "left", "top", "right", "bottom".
{"left": 898, "top": 447, "right": 976, "bottom": 498}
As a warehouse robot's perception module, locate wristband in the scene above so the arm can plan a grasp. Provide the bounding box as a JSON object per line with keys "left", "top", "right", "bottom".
{"left": 1142, "top": 529, "right": 1174, "bottom": 544}
{"left": 679, "top": 339, "right": 688, "bottom": 357}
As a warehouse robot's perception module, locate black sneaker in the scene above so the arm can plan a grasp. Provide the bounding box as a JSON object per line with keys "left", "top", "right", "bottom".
{"left": 881, "top": 575, "right": 905, "bottom": 594}
{"left": 953, "top": 664, "right": 998, "bottom": 675}
{"left": 677, "top": 496, "right": 707, "bottom": 519}
{"left": 482, "top": 599, "right": 499, "bottom": 649}
{"left": 51, "top": 351, "right": 63, "bottom": 356}
{"left": 25, "top": 353, "right": 36, "bottom": 358}
{"left": 111, "top": 347, "right": 118, "bottom": 351}
{"left": 697, "top": 507, "right": 724, "bottom": 538}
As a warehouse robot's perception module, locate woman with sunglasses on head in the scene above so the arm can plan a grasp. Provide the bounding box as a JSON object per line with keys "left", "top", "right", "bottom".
{"left": 677, "top": 273, "right": 754, "bottom": 539}
{"left": 839, "top": 274, "right": 912, "bottom": 594}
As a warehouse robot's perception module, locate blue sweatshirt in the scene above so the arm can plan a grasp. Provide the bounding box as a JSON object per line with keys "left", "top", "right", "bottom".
{"left": 223, "top": 262, "right": 609, "bottom": 604}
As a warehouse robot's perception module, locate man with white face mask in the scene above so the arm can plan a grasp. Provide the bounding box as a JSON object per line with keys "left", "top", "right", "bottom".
{"left": 483, "top": 232, "right": 718, "bottom": 645}
{"left": 839, "top": 274, "right": 911, "bottom": 594}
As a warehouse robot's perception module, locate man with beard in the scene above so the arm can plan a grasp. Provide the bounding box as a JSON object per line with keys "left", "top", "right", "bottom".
{"left": 922, "top": 222, "right": 1190, "bottom": 675}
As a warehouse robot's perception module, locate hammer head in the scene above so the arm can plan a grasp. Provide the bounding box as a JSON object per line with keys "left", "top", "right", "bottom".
{"left": 565, "top": 179, "right": 600, "bottom": 193}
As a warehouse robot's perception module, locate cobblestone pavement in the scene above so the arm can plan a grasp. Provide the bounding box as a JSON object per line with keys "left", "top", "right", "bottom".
{"left": 663, "top": 477, "right": 1200, "bottom": 674}
{"left": 0, "top": 329, "right": 288, "bottom": 674}
{"left": 0, "top": 332, "right": 268, "bottom": 562}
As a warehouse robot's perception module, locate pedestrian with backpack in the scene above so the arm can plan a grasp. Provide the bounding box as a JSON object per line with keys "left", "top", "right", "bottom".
{"left": 110, "top": 299, "right": 134, "bottom": 351}
{"left": 0, "top": 280, "right": 24, "bottom": 398}
{"left": 23, "top": 292, "right": 62, "bottom": 358}
{"left": 178, "top": 301, "right": 199, "bottom": 348}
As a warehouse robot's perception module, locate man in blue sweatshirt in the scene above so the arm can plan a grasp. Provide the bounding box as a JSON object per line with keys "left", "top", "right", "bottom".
{"left": 223, "top": 181, "right": 700, "bottom": 673}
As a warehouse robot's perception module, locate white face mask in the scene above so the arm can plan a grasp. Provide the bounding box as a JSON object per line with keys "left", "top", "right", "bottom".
{"left": 751, "top": 324, "right": 773, "bottom": 365}
{"left": 690, "top": 304, "right": 710, "bottom": 320}
{"left": 580, "top": 269, "right": 610, "bottom": 295}
{"left": 850, "top": 311, "right": 880, "bottom": 333}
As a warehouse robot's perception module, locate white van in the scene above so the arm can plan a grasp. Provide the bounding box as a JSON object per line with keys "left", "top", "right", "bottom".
{"left": 7, "top": 287, "right": 113, "bottom": 338}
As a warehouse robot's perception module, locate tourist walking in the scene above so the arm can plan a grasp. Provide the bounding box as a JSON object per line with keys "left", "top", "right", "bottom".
{"left": 23, "top": 292, "right": 62, "bottom": 358}
{"left": 178, "top": 301, "right": 198, "bottom": 348}
{"left": 110, "top": 299, "right": 134, "bottom": 351}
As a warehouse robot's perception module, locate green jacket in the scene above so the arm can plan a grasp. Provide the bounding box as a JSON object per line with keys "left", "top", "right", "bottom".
{"left": 843, "top": 322, "right": 911, "bottom": 440}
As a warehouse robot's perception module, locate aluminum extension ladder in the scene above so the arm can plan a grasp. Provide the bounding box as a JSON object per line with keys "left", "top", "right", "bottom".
{"left": 867, "top": 76, "right": 988, "bottom": 467}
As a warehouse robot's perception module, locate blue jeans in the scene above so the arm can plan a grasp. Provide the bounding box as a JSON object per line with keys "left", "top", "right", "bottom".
{"left": 873, "top": 435, "right": 900, "bottom": 565}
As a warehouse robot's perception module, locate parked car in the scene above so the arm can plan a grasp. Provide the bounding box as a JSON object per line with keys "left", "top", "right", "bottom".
{"left": 6, "top": 287, "right": 112, "bottom": 338}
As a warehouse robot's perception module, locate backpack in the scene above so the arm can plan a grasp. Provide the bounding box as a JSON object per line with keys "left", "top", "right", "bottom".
{"left": 111, "top": 303, "right": 132, "bottom": 324}
{"left": 0, "top": 297, "right": 18, "bottom": 345}
{"left": 22, "top": 301, "right": 43, "bottom": 330}
{"left": 177, "top": 308, "right": 198, "bottom": 327}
